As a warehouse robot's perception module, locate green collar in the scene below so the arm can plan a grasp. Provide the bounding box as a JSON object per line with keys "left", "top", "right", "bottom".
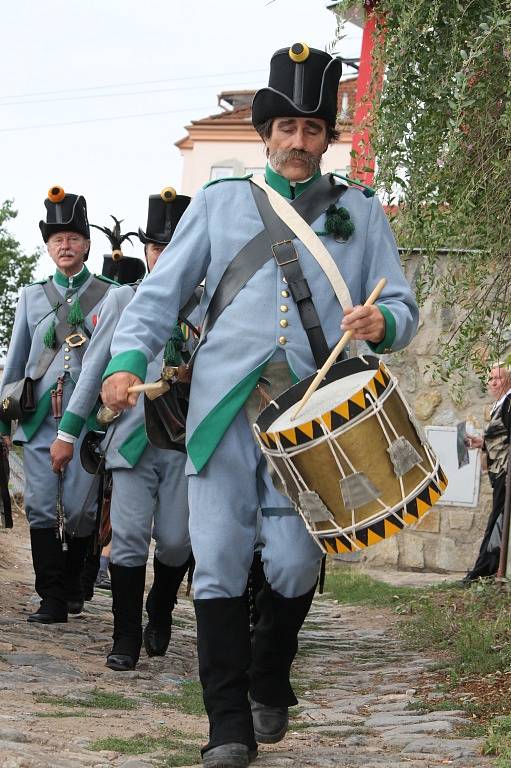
{"left": 264, "top": 164, "right": 321, "bottom": 200}
{"left": 53, "top": 264, "right": 90, "bottom": 289}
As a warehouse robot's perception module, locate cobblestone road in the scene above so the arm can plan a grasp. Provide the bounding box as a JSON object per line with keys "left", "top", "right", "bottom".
{"left": 0, "top": 515, "right": 495, "bottom": 767}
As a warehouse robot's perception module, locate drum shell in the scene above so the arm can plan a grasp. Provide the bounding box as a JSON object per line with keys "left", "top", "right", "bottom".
{"left": 255, "top": 357, "right": 447, "bottom": 554}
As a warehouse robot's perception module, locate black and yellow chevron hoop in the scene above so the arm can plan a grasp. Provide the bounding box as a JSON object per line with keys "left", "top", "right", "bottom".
{"left": 258, "top": 362, "right": 391, "bottom": 451}
{"left": 316, "top": 466, "right": 448, "bottom": 555}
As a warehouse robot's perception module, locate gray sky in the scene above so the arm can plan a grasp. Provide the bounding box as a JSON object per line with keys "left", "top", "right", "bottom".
{"left": 0, "top": 0, "right": 361, "bottom": 280}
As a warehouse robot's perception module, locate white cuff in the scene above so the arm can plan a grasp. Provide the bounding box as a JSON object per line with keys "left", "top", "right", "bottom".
{"left": 57, "top": 431, "right": 77, "bottom": 444}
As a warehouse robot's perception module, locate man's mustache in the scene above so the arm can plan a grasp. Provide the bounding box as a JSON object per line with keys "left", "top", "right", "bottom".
{"left": 271, "top": 148, "right": 318, "bottom": 164}
{"left": 270, "top": 148, "right": 322, "bottom": 175}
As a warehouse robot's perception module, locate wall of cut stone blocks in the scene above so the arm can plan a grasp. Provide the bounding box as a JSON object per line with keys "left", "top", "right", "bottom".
{"left": 360, "top": 255, "right": 497, "bottom": 573}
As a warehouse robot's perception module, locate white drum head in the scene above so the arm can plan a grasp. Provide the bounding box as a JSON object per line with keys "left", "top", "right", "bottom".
{"left": 269, "top": 369, "right": 375, "bottom": 433}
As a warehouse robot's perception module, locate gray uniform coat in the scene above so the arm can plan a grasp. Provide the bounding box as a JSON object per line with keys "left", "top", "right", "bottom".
{"left": 0, "top": 266, "right": 117, "bottom": 533}
{"left": 104, "top": 173, "right": 419, "bottom": 476}
{"left": 102, "top": 170, "right": 419, "bottom": 599}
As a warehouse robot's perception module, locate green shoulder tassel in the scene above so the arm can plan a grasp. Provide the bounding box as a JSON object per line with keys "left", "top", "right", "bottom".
{"left": 43, "top": 320, "right": 56, "bottom": 349}
{"left": 67, "top": 297, "right": 84, "bottom": 327}
{"left": 164, "top": 323, "right": 185, "bottom": 366}
{"left": 324, "top": 204, "right": 355, "bottom": 241}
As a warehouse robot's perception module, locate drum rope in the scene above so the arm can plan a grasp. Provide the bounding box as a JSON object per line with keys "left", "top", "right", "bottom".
{"left": 364, "top": 388, "right": 408, "bottom": 511}
{"left": 274, "top": 434, "right": 309, "bottom": 492}
{"left": 366, "top": 378, "right": 433, "bottom": 480}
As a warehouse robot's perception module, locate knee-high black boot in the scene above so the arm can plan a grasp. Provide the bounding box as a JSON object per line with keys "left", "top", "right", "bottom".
{"left": 106, "top": 563, "right": 146, "bottom": 671}
{"left": 194, "top": 597, "right": 257, "bottom": 762}
{"left": 248, "top": 583, "right": 316, "bottom": 743}
{"left": 144, "top": 555, "right": 192, "bottom": 657}
{"left": 28, "top": 527, "right": 68, "bottom": 624}
{"left": 64, "top": 534, "right": 92, "bottom": 613}
{"left": 80, "top": 544, "right": 101, "bottom": 602}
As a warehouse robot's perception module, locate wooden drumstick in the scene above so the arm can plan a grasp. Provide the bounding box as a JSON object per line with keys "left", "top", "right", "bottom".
{"left": 127, "top": 381, "right": 169, "bottom": 394}
{"left": 127, "top": 380, "right": 170, "bottom": 401}
{"left": 291, "top": 278, "right": 387, "bottom": 421}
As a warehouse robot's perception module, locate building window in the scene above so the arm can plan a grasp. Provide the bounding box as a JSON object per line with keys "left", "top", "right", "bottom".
{"left": 340, "top": 92, "right": 350, "bottom": 118}
{"left": 245, "top": 167, "right": 265, "bottom": 176}
{"left": 210, "top": 166, "right": 234, "bottom": 180}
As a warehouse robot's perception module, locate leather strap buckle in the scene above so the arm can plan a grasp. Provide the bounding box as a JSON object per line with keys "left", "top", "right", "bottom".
{"left": 65, "top": 331, "right": 87, "bottom": 348}
{"left": 271, "top": 240, "right": 298, "bottom": 267}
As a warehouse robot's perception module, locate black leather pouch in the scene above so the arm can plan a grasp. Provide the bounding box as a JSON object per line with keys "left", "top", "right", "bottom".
{"left": 144, "top": 383, "right": 189, "bottom": 453}
{"left": 1, "top": 378, "right": 36, "bottom": 421}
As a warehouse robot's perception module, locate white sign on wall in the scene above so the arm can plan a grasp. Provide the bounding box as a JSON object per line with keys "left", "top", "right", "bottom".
{"left": 425, "top": 426, "right": 481, "bottom": 507}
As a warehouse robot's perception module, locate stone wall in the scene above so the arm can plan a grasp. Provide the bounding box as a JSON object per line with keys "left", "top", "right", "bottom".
{"left": 359, "top": 256, "right": 495, "bottom": 573}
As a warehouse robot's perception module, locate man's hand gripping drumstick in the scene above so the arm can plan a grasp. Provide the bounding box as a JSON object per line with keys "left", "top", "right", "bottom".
{"left": 292, "top": 278, "right": 387, "bottom": 420}
{"left": 101, "top": 367, "right": 190, "bottom": 415}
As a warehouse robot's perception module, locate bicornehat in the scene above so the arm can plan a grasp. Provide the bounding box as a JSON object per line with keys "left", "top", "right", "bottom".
{"left": 251, "top": 43, "right": 342, "bottom": 128}
{"left": 138, "top": 187, "right": 191, "bottom": 245}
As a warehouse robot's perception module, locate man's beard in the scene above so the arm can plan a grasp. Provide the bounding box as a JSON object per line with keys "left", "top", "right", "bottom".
{"left": 269, "top": 148, "right": 322, "bottom": 178}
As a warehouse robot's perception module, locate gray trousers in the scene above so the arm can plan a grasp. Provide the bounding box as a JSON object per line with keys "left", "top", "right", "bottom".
{"left": 24, "top": 377, "right": 98, "bottom": 537}
{"left": 188, "top": 408, "right": 322, "bottom": 600}
{"left": 110, "top": 445, "right": 190, "bottom": 568}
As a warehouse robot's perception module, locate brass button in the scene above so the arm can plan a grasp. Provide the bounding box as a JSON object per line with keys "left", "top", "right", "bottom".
{"left": 281, "top": 290, "right": 289, "bottom": 298}
{"left": 64, "top": 354, "right": 70, "bottom": 361}
{"left": 280, "top": 304, "right": 288, "bottom": 313}
{"left": 280, "top": 319, "right": 288, "bottom": 328}
{"left": 278, "top": 335, "right": 287, "bottom": 345}
{"left": 64, "top": 364, "right": 70, "bottom": 370}
{"left": 66, "top": 297, "right": 73, "bottom": 304}
{"left": 64, "top": 347, "right": 70, "bottom": 352}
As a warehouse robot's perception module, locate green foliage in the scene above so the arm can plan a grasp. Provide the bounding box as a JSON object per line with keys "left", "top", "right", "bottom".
{"left": 484, "top": 716, "right": 511, "bottom": 764}
{"left": 401, "top": 578, "right": 511, "bottom": 680}
{"left": 0, "top": 200, "right": 39, "bottom": 355}
{"left": 333, "top": 1, "right": 511, "bottom": 377}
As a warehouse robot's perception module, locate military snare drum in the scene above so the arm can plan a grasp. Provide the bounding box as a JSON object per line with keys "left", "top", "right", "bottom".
{"left": 254, "top": 355, "right": 448, "bottom": 556}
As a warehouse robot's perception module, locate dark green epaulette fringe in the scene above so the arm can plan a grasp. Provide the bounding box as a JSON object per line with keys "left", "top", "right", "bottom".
{"left": 332, "top": 172, "right": 375, "bottom": 198}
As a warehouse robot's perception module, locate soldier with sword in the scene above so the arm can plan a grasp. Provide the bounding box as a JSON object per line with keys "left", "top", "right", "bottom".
{"left": 0, "top": 187, "right": 118, "bottom": 624}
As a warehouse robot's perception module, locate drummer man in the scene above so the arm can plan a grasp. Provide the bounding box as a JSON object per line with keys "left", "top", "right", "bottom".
{"left": 101, "top": 44, "right": 419, "bottom": 768}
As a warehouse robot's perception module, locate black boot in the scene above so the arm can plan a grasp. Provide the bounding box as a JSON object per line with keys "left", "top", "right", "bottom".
{"left": 80, "top": 544, "right": 101, "bottom": 601}
{"left": 195, "top": 597, "right": 257, "bottom": 764}
{"left": 242, "top": 551, "right": 267, "bottom": 634}
{"left": 249, "top": 583, "right": 316, "bottom": 743}
{"left": 106, "top": 563, "right": 146, "bottom": 671}
{"left": 144, "top": 555, "right": 191, "bottom": 657}
{"left": 28, "top": 527, "right": 68, "bottom": 624}
{"left": 65, "top": 534, "right": 92, "bottom": 615}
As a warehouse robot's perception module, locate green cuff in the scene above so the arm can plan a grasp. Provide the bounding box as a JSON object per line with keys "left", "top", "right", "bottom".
{"left": 103, "top": 350, "right": 148, "bottom": 382}
{"left": 367, "top": 305, "right": 396, "bottom": 354}
{"left": 0, "top": 420, "right": 10, "bottom": 436}
{"left": 59, "top": 410, "right": 85, "bottom": 438}
{"left": 86, "top": 408, "right": 105, "bottom": 433}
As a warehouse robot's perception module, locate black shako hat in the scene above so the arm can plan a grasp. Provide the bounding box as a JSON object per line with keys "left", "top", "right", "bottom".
{"left": 102, "top": 255, "right": 146, "bottom": 284}
{"left": 138, "top": 187, "right": 191, "bottom": 245}
{"left": 251, "top": 43, "right": 342, "bottom": 128}
{"left": 39, "top": 186, "right": 90, "bottom": 244}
